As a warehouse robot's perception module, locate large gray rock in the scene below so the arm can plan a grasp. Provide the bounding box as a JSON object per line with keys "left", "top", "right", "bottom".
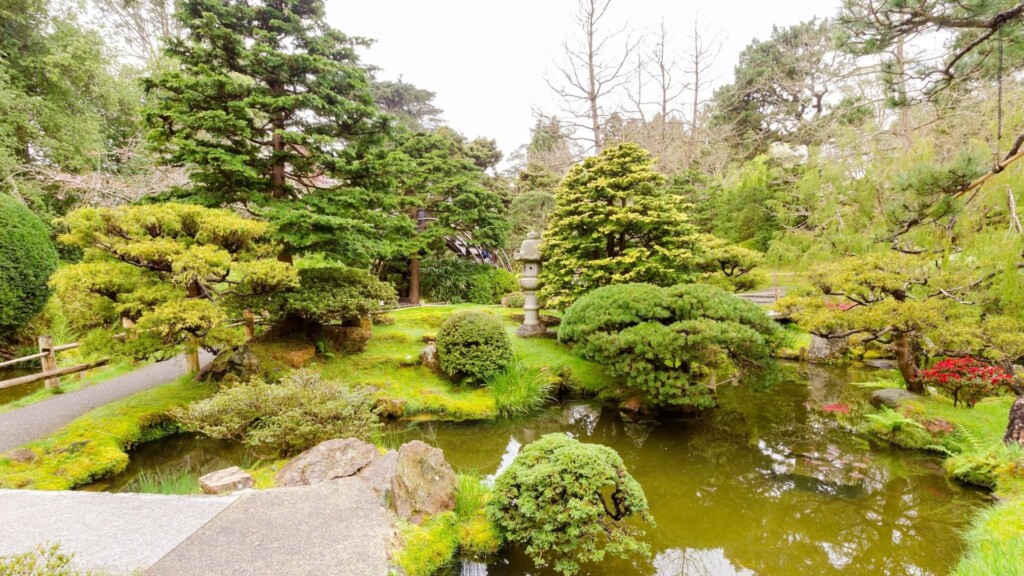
{"left": 420, "top": 343, "right": 441, "bottom": 373}
{"left": 200, "top": 346, "right": 260, "bottom": 383}
{"left": 199, "top": 466, "right": 254, "bottom": 494}
{"left": 392, "top": 441, "right": 456, "bottom": 524}
{"left": 276, "top": 438, "right": 379, "bottom": 487}
{"left": 357, "top": 450, "right": 398, "bottom": 498}
{"left": 806, "top": 335, "right": 848, "bottom": 362}
{"left": 869, "top": 388, "right": 919, "bottom": 409}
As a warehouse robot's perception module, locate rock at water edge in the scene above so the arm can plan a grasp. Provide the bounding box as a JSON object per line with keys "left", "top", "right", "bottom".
{"left": 199, "top": 466, "right": 254, "bottom": 494}
{"left": 391, "top": 440, "right": 457, "bottom": 524}
{"left": 276, "top": 438, "right": 379, "bottom": 487}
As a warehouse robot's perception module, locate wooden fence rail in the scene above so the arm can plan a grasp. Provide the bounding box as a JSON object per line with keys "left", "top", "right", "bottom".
{"left": 0, "top": 311, "right": 260, "bottom": 391}
{"left": 0, "top": 336, "right": 89, "bottom": 392}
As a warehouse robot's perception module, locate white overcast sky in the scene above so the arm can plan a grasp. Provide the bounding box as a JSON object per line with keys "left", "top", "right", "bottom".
{"left": 326, "top": 0, "right": 841, "bottom": 156}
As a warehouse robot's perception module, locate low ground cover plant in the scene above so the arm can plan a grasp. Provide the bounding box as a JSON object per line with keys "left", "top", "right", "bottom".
{"left": 395, "top": 473, "right": 502, "bottom": 576}
{"left": 174, "top": 370, "right": 380, "bottom": 454}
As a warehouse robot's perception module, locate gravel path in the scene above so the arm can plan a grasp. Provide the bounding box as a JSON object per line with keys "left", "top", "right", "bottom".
{"left": 0, "top": 351, "right": 213, "bottom": 453}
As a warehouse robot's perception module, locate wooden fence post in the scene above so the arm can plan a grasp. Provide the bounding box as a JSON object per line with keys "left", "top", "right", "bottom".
{"left": 38, "top": 335, "right": 59, "bottom": 390}
{"left": 243, "top": 310, "right": 256, "bottom": 340}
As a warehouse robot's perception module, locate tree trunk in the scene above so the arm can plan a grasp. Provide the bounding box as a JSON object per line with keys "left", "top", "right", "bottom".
{"left": 185, "top": 337, "right": 200, "bottom": 373}
{"left": 893, "top": 332, "right": 923, "bottom": 392}
{"left": 1005, "top": 395, "right": 1024, "bottom": 445}
{"left": 408, "top": 257, "right": 420, "bottom": 304}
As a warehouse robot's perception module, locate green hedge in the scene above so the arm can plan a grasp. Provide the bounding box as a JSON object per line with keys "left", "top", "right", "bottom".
{"left": 421, "top": 257, "right": 517, "bottom": 304}
{"left": 0, "top": 194, "right": 59, "bottom": 339}
{"left": 559, "top": 283, "right": 784, "bottom": 408}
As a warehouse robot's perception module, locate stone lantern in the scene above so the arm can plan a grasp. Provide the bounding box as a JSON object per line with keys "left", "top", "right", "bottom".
{"left": 514, "top": 231, "right": 546, "bottom": 338}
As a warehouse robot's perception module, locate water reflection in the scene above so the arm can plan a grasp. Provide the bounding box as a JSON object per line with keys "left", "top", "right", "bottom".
{"left": 653, "top": 548, "right": 754, "bottom": 576}
{"left": 422, "top": 364, "right": 987, "bottom": 576}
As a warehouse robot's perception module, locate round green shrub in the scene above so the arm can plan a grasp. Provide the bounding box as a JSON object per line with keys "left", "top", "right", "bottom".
{"left": 559, "top": 283, "right": 784, "bottom": 408}
{"left": 487, "top": 433, "right": 652, "bottom": 576}
{"left": 436, "top": 311, "right": 513, "bottom": 384}
{"left": 0, "top": 194, "right": 59, "bottom": 339}
{"left": 281, "top": 265, "right": 397, "bottom": 324}
{"left": 502, "top": 291, "right": 526, "bottom": 308}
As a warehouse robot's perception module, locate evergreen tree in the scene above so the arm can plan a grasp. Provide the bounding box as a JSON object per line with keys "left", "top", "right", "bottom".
{"left": 540, "top": 143, "right": 700, "bottom": 309}
{"left": 387, "top": 129, "right": 509, "bottom": 301}
{"left": 143, "top": 0, "right": 405, "bottom": 263}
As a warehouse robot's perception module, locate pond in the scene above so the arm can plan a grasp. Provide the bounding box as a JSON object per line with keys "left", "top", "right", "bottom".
{"left": 97, "top": 363, "right": 988, "bottom": 575}
{"left": 0, "top": 366, "right": 40, "bottom": 406}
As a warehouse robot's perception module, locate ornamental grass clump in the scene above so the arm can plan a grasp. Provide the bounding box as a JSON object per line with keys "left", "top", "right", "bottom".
{"left": 488, "top": 433, "right": 653, "bottom": 576}
{"left": 920, "top": 357, "right": 1014, "bottom": 407}
{"left": 485, "top": 358, "right": 556, "bottom": 417}
{"left": 436, "top": 311, "right": 513, "bottom": 385}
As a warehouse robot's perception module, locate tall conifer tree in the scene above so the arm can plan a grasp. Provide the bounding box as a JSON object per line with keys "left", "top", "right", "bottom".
{"left": 143, "top": 0, "right": 407, "bottom": 263}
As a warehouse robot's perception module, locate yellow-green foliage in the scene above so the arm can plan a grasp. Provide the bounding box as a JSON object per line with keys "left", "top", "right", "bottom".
{"left": 0, "top": 376, "right": 212, "bottom": 490}
{"left": 310, "top": 305, "right": 618, "bottom": 421}
{"left": 52, "top": 203, "right": 298, "bottom": 358}
{"left": 954, "top": 500, "right": 1024, "bottom": 576}
{"left": 458, "top": 514, "right": 502, "bottom": 558}
{"left": 395, "top": 513, "right": 460, "bottom": 576}
{"left": 396, "top": 474, "right": 503, "bottom": 575}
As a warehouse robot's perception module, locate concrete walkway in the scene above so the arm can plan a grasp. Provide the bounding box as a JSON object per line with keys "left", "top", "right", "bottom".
{"left": 0, "top": 351, "right": 213, "bottom": 452}
{"left": 0, "top": 489, "right": 239, "bottom": 573}
{"left": 148, "top": 479, "right": 394, "bottom": 576}
{"left": 0, "top": 480, "right": 394, "bottom": 575}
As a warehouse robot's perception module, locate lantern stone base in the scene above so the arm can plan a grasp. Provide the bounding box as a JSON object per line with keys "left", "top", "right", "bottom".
{"left": 515, "top": 323, "right": 549, "bottom": 338}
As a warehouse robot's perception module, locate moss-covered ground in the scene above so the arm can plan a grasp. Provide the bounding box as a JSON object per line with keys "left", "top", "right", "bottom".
{"left": 310, "top": 304, "right": 618, "bottom": 421}
{"left": 0, "top": 375, "right": 212, "bottom": 490}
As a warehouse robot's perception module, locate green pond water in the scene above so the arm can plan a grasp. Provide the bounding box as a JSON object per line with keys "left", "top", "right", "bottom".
{"left": 99, "top": 363, "right": 989, "bottom": 575}
{"left": 0, "top": 366, "right": 40, "bottom": 406}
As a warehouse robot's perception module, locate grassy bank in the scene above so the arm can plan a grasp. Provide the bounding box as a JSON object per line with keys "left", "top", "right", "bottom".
{"left": 859, "top": 389, "right": 1023, "bottom": 574}
{"left": 310, "top": 305, "right": 618, "bottom": 421}
{"left": 0, "top": 375, "right": 213, "bottom": 490}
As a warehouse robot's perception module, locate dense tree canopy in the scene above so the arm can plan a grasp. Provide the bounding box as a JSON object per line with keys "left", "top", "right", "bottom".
{"left": 0, "top": 0, "right": 138, "bottom": 176}
{"left": 540, "top": 143, "right": 701, "bottom": 309}
{"left": 143, "top": 0, "right": 405, "bottom": 263}
{"left": 53, "top": 203, "right": 297, "bottom": 358}
{"left": 712, "top": 19, "right": 853, "bottom": 156}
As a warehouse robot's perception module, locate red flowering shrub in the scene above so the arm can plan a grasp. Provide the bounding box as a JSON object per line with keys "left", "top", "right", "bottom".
{"left": 920, "top": 358, "right": 1013, "bottom": 407}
